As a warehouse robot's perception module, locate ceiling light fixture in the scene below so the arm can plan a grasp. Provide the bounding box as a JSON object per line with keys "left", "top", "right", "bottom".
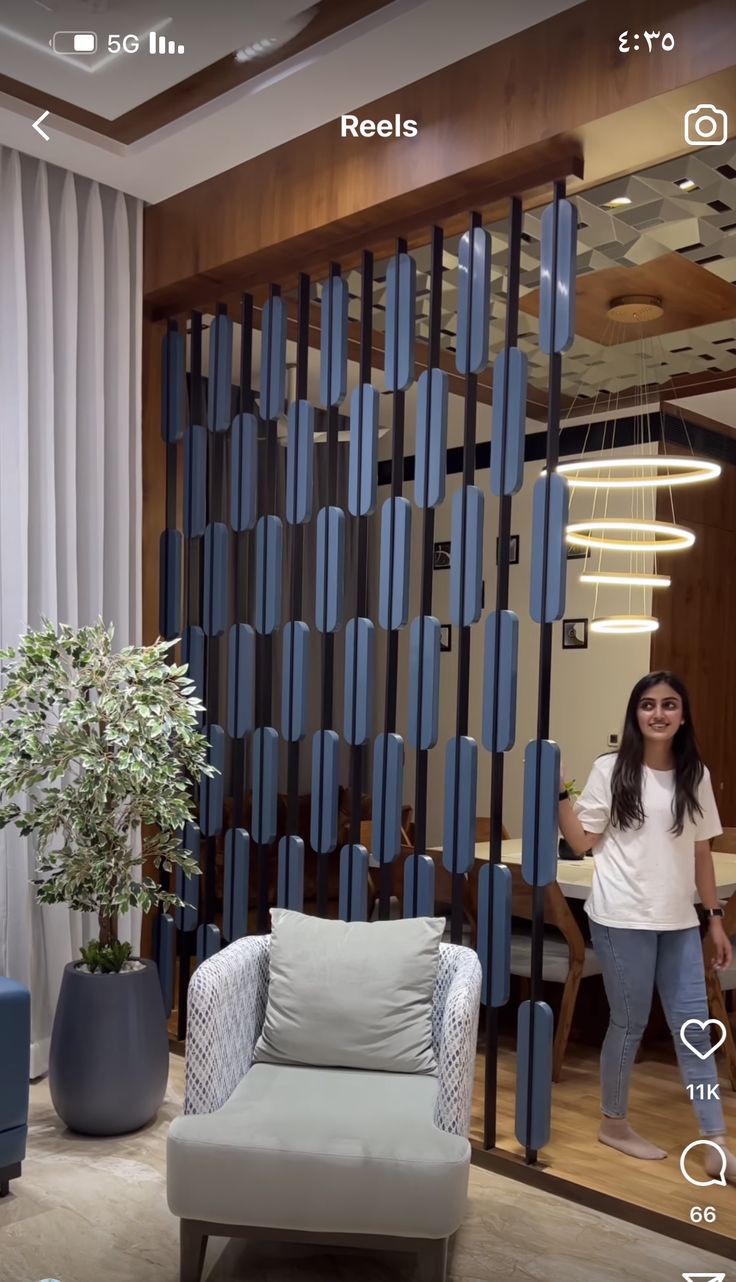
{"left": 235, "top": 36, "right": 280, "bottom": 62}
{"left": 566, "top": 519, "right": 695, "bottom": 553}
{"left": 590, "top": 616, "right": 660, "bottom": 635}
{"left": 557, "top": 455, "right": 720, "bottom": 490}
{"left": 676, "top": 179, "right": 699, "bottom": 191}
{"left": 604, "top": 196, "right": 632, "bottom": 208}
{"left": 607, "top": 294, "right": 664, "bottom": 323}
{"left": 580, "top": 570, "right": 671, "bottom": 589}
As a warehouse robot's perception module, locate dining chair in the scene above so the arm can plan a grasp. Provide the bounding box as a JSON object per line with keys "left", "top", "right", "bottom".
{"left": 713, "top": 828, "right": 736, "bottom": 854}
{"left": 703, "top": 887, "right": 736, "bottom": 1090}
{"left": 505, "top": 864, "right": 602, "bottom": 1082}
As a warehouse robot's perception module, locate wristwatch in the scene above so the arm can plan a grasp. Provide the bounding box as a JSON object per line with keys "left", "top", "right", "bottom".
{"left": 558, "top": 789, "right": 569, "bottom": 802}
{"left": 705, "top": 907, "right": 725, "bottom": 919}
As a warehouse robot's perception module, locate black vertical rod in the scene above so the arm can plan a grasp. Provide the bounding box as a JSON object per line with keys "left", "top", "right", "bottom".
{"left": 483, "top": 195, "right": 522, "bottom": 1149}
{"left": 379, "top": 237, "right": 408, "bottom": 918}
{"left": 412, "top": 227, "right": 443, "bottom": 913}
{"left": 450, "top": 211, "right": 481, "bottom": 944}
{"left": 347, "top": 251, "right": 374, "bottom": 917}
{"left": 285, "top": 274, "right": 310, "bottom": 903}
{"left": 316, "top": 262, "right": 342, "bottom": 916}
{"left": 230, "top": 295, "right": 253, "bottom": 848}
{"left": 526, "top": 178, "right": 566, "bottom": 1164}
{"left": 256, "top": 284, "right": 280, "bottom": 932}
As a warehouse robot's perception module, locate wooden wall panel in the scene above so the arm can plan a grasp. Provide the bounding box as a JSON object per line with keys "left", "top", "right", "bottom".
{"left": 651, "top": 463, "right": 736, "bottom": 824}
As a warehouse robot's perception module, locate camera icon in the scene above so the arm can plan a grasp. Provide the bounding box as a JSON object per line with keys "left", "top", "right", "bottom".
{"left": 684, "top": 104, "right": 728, "bottom": 147}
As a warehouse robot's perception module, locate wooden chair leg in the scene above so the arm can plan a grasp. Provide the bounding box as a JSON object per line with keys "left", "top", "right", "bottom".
{"left": 417, "top": 1237, "right": 448, "bottom": 1282}
{"left": 180, "top": 1219, "right": 208, "bottom": 1282}
{"left": 553, "top": 969, "right": 582, "bottom": 1082}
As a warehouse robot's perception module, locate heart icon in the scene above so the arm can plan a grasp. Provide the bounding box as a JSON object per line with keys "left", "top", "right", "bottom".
{"left": 680, "top": 1018, "right": 727, "bottom": 1060}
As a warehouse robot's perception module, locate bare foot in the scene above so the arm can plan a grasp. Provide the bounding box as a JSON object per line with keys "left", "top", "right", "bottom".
{"left": 704, "top": 1138, "right": 736, "bottom": 1184}
{"left": 598, "top": 1117, "right": 667, "bottom": 1160}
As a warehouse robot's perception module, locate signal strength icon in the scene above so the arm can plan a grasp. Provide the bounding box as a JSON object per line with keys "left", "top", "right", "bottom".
{"left": 149, "top": 32, "right": 185, "bottom": 55}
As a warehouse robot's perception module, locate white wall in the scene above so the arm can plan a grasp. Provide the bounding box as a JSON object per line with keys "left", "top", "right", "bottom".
{"left": 371, "top": 391, "right": 654, "bottom": 841}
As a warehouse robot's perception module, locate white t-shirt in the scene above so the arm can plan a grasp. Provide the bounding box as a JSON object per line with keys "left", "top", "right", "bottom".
{"left": 574, "top": 754, "right": 722, "bottom": 930}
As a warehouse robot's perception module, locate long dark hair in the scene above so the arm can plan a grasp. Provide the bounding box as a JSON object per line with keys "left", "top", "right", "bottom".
{"left": 610, "top": 671, "right": 704, "bottom": 836}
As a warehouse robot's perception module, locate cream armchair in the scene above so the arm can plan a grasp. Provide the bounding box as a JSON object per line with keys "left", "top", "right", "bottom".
{"left": 167, "top": 935, "right": 481, "bottom": 1282}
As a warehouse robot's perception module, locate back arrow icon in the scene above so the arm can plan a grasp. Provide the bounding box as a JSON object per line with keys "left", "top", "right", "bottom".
{"left": 33, "top": 110, "right": 50, "bottom": 141}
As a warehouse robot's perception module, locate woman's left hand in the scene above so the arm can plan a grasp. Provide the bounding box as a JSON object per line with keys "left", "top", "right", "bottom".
{"left": 709, "top": 919, "right": 733, "bottom": 970}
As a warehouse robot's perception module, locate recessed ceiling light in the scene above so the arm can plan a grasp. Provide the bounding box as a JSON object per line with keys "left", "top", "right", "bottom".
{"left": 235, "top": 36, "right": 280, "bottom": 62}
{"left": 604, "top": 196, "right": 632, "bottom": 209}
{"left": 675, "top": 178, "right": 699, "bottom": 192}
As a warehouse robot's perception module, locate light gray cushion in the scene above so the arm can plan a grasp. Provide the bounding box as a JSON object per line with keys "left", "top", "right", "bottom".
{"left": 510, "top": 932, "right": 602, "bottom": 984}
{"left": 167, "top": 1063, "right": 469, "bottom": 1237}
{"left": 253, "top": 909, "right": 444, "bottom": 1074}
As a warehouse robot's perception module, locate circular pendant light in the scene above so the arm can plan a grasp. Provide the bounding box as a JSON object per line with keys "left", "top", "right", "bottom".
{"left": 590, "top": 615, "right": 660, "bottom": 635}
{"left": 580, "top": 570, "right": 671, "bottom": 589}
{"left": 566, "top": 519, "right": 695, "bottom": 553}
{"left": 556, "top": 455, "right": 720, "bottom": 490}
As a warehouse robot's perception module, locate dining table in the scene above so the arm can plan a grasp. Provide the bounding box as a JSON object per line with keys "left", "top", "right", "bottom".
{"left": 425, "top": 838, "right": 736, "bottom": 903}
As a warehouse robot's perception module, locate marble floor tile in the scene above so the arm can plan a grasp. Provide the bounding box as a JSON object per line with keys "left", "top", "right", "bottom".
{"left": 1, "top": 1058, "right": 733, "bottom": 1282}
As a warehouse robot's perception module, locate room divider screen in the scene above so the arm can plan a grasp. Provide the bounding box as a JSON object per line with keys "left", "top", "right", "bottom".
{"left": 153, "top": 180, "right": 576, "bottom": 1163}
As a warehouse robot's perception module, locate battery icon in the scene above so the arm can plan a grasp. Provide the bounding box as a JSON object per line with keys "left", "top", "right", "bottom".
{"left": 52, "top": 31, "right": 97, "bottom": 55}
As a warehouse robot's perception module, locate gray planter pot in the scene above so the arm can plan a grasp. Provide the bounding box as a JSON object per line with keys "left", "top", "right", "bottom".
{"left": 49, "top": 959, "right": 169, "bottom": 1135}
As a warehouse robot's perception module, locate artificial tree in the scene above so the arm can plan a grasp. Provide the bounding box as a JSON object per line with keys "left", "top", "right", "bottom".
{"left": 0, "top": 620, "right": 212, "bottom": 971}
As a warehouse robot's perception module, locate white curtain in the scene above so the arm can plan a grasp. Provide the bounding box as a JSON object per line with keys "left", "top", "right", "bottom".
{"left": 0, "top": 147, "right": 143, "bottom": 1076}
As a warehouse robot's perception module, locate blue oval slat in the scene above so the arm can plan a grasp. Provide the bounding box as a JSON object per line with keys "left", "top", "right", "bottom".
{"left": 227, "top": 623, "right": 255, "bottom": 739}
{"left": 320, "top": 275, "right": 349, "bottom": 408}
{"left": 203, "top": 521, "right": 228, "bottom": 637}
{"left": 159, "top": 529, "right": 181, "bottom": 639}
{"left": 255, "top": 515, "right": 283, "bottom": 635}
{"left": 251, "top": 726, "right": 279, "bottom": 845}
{"left": 403, "top": 854, "right": 435, "bottom": 919}
{"left": 521, "top": 738, "right": 560, "bottom": 887}
{"left": 442, "top": 736, "right": 478, "bottom": 876}
{"left": 378, "top": 497, "right": 411, "bottom": 631}
{"left": 490, "top": 348, "right": 527, "bottom": 498}
{"left": 286, "top": 400, "right": 315, "bottom": 525}
{"left": 455, "top": 226, "right": 491, "bottom": 375}
{"left": 281, "top": 621, "right": 310, "bottom": 742}
{"left": 529, "top": 472, "right": 568, "bottom": 624}
{"left": 515, "top": 1001, "right": 554, "bottom": 1151}
{"left": 371, "top": 733, "right": 404, "bottom": 865}
{"left": 182, "top": 625, "right": 205, "bottom": 717}
{"left": 208, "top": 312, "right": 233, "bottom": 432}
{"left": 407, "top": 615, "right": 440, "bottom": 750}
{"left": 539, "top": 198, "right": 577, "bottom": 355}
{"left": 343, "top": 617, "right": 375, "bottom": 746}
{"left": 174, "top": 821, "right": 200, "bottom": 931}
{"left": 260, "top": 295, "right": 287, "bottom": 421}
{"left": 315, "top": 506, "right": 345, "bottom": 633}
{"left": 223, "top": 828, "right": 250, "bottom": 941}
{"left": 339, "top": 845, "right": 369, "bottom": 921}
{"left": 231, "top": 413, "right": 258, "bottom": 532}
{"left": 414, "top": 368, "right": 449, "bottom": 510}
{"left": 277, "top": 836, "right": 305, "bottom": 911}
{"left": 384, "top": 252, "right": 416, "bottom": 392}
{"left": 482, "top": 610, "right": 519, "bottom": 752}
{"left": 348, "top": 384, "right": 379, "bottom": 517}
{"left": 153, "top": 913, "right": 175, "bottom": 1016}
{"left": 161, "top": 329, "right": 185, "bottom": 443}
{"left": 449, "top": 485, "right": 484, "bottom": 628}
{"left": 476, "top": 863, "right": 511, "bottom": 1007}
{"left": 310, "top": 729, "right": 340, "bottom": 854}
{"left": 200, "top": 724, "right": 225, "bottom": 837}
{"left": 183, "top": 425, "right": 207, "bottom": 538}
{"left": 196, "top": 923, "right": 221, "bottom": 966}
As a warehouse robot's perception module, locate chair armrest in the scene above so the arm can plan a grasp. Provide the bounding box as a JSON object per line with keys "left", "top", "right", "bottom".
{"left": 433, "top": 945, "right": 482, "bottom": 1137}
{"left": 184, "top": 935, "right": 271, "bottom": 1115}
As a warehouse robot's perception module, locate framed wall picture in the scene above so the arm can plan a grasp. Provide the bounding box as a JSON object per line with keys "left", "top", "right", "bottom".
{"left": 433, "top": 540, "right": 451, "bottom": 570}
{"left": 440, "top": 624, "right": 452, "bottom": 652}
{"left": 495, "top": 534, "right": 519, "bottom": 566}
{"left": 562, "top": 618, "right": 588, "bottom": 650}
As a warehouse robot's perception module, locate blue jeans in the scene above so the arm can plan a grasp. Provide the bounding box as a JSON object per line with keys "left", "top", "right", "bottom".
{"left": 589, "top": 921, "right": 725, "bottom": 1137}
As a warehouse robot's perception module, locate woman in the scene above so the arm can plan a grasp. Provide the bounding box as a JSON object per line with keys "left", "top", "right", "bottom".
{"left": 559, "top": 671, "right": 734, "bottom": 1174}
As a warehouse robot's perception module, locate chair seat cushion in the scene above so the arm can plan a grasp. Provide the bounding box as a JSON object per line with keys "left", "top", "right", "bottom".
{"left": 167, "top": 1063, "right": 469, "bottom": 1238}
{"left": 510, "top": 933, "right": 602, "bottom": 983}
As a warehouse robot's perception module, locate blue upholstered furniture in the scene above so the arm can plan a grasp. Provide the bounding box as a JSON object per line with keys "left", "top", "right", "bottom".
{"left": 0, "top": 977, "right": 30, "bottom": 1196}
